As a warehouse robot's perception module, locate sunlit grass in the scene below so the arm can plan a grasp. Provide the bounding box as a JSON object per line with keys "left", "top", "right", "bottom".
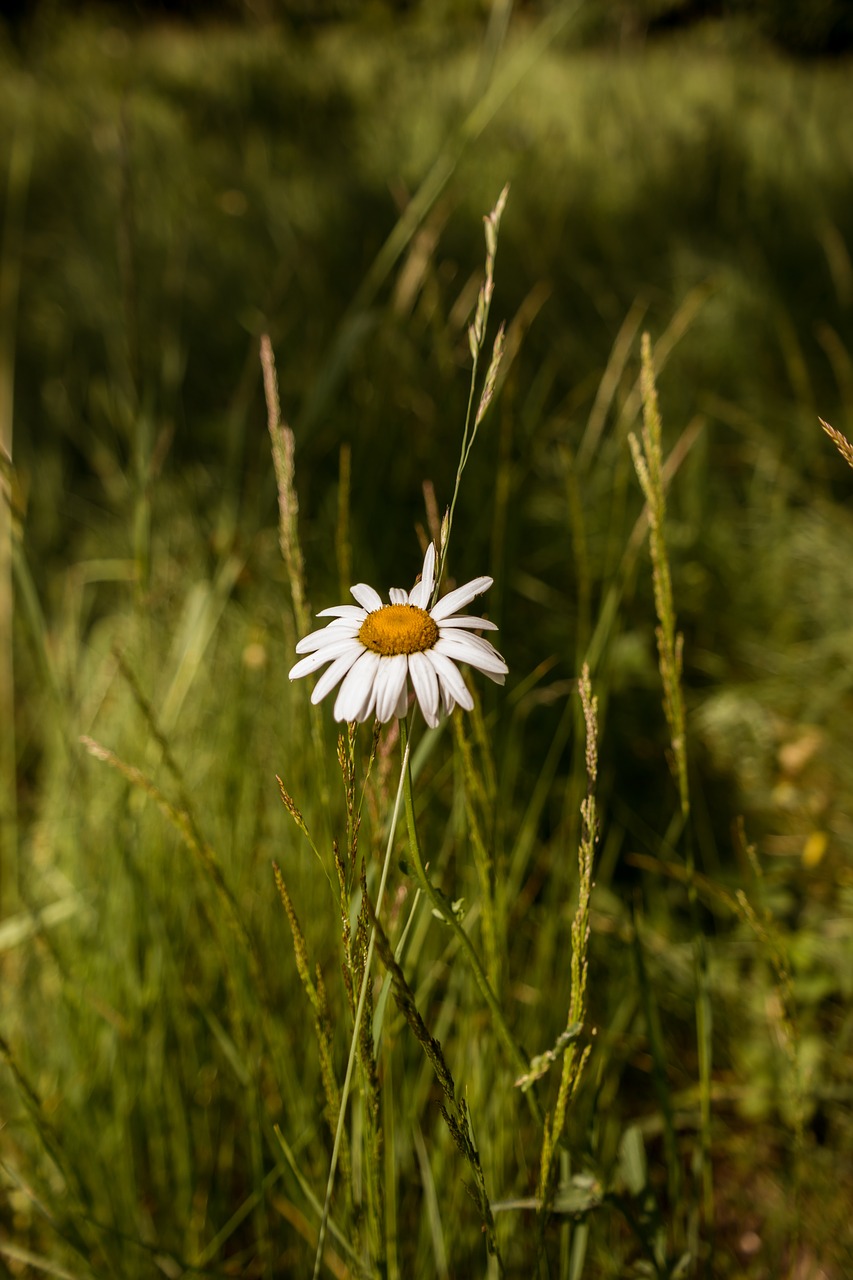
{"left": 1, "top": 6, "right": 853, "bottom": 1277}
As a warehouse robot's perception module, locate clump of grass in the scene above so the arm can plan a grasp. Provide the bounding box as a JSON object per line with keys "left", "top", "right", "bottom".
{"left": 270, "top": 188, "right": 533, "bottom": 1278}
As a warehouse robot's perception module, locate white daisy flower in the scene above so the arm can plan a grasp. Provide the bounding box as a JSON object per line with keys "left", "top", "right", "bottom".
{"left": 288, "top": 543, "right": 507, "bottom": 728}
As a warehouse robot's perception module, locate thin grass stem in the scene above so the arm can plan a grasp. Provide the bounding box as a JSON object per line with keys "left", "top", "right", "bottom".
{"left": 435, "top": 187, "right": 508, "bottom": 599}
{"left": 311, "top": 731, "right": 411, "bottom": 1280}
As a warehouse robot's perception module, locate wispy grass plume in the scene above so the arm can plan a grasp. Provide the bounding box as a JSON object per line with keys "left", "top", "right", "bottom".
{"left": 536, "top": 665, "right": 599, "bottom": 1234}
{"left": 436, "top": 184, "right": 509, "bottom": 596}
{"left": 628, "top": 333, "right": 689, "bottom": 820}
{"left": 261, "top": 333, "right": 309, "bottom": 641}
{"left": 820, "top": 416, "right": 853, "bottom": 471}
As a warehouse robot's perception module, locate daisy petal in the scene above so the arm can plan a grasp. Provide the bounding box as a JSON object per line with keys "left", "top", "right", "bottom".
{"left": 334, "top": 650, "right": 381, "bottom": 722}
{"left": 289, "top": 637, "right": 363, "bottom": 680}
{"left": 433, "top": 614, "right": 498, "bottom": 631}
{"left": 310, "top": 646, "right": 365, "bottom": 703}
{"left": 389, "top": 588, "right": 408, "bottom": 605}
{"left": 351, "top": 583, "right": 383, "bottom": 612}
{"left": 374, "top": 654, "right": 409, "bottom": 723}
{"left": 435, "top": 670, "right": 456, "bottom": 715}
{"left": 442, "top": 629, "right": 507, "bottom": 664}
{"left": 317, "top": 604, "right": 368, "bottom": 621}
{"left": 394, "top": 684, "right": 409, "bottom": 719}
{"left": 425, "top": 650, "right": 474, "bottom": 712}
{"left": 409, "top": 650, "right": 440, "bottom": 727}
{"left": 434, "top": 633, "right": 508, "bottom": 679}
{"left": 296, "top": 622, "right": 361, "bottom": 654}
{"left": 408, "top": 542, "right": 436, "bottom": 609}
{"left": 430, "top": 575, "right": 493, "bottom": 620}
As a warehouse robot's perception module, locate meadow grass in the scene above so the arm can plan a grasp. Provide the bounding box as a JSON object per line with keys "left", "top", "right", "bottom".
{"left": 2, "top": 7, "right": 853, "bottom": 1277}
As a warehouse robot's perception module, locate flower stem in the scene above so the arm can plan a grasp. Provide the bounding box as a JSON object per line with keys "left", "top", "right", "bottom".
{"left": 311, "top": 733, "right": 411, "bottom": 1280}
{"left": 399, "top": 718, "right": 541, "bottom": 1126}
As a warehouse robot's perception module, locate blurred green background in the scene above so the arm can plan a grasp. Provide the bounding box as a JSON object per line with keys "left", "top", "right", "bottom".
{"left": 2, "top": 0, "right": 853, "bottom": 1276}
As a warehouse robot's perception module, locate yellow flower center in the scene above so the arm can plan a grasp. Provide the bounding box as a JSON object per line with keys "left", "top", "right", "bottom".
{"left": 358, "top": 604, "right": 439, "bottom": 657}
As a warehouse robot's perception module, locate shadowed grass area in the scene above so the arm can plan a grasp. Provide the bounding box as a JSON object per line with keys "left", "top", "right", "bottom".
{"left": 2, "top": 7, "right": 853, "bottom": 1277}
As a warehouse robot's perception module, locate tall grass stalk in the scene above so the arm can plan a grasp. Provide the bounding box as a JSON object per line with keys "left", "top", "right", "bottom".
{"left": 582, "top": 289, "right": 708, "bottom": 682}
{"left": 535, "top": 665, "right": 598, "bottom": 1251}
{"left": 262, "top": 333, "right": 333, "bottom": 829}
{"left": 628, "top": 335, "right": 689, "bottom": 821}
{"left": 435, "top": 183, "right": 508, "bottom": 596}
{"left": 629, "top": 335, "right": 714, "bottom": 1249}
{"left": 309, "top": 734, "right": 411, "bottom": 1280}
{"left": 336, "top": 442, "right": 353, "bottom": 600}
{"left": 0, "top": 110, "right": 33, "bottom": 914}
{"left": 261, "top": 334, "right": 309, "bottom": 640}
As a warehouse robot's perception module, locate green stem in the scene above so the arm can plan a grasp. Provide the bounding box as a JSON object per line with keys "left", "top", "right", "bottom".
{"left": 435, "top": 351, "right": 479, "bottom": 600}
{"left": 311, "top": 733, "right": 410, "bottom": 1280}
{"left": 399, "top": 718, "right": 541, "bottom": 1126}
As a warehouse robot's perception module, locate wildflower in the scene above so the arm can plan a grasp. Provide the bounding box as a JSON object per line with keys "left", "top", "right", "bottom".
{"left": 289, "top": 544, "right": 507, "bottom": 727}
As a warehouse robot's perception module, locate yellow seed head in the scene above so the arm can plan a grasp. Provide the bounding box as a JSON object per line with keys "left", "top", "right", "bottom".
{"left": 358, "top": 604, "right": 438, "bottom": 657}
